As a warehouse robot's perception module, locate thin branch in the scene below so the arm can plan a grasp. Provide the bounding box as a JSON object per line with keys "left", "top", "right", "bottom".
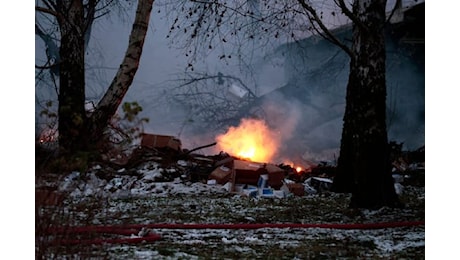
{"left": 335, "top": 0, "right": 366, "bottom": 30}
{"left": 190, "top": 0, "right": 260, "bottom": 21}
{"left": 35, "top": 61, "right": 61, "bottom": 70}
{"left": 94, "top": 10, "right": 111, "bottom": 20}
{"left": 84, "top": 0, "right": 98, "bottom": 31}
{"left": 95, "top": 0, "right": 115, "bottom": 13}
{"left": 174, "top": 73, "right": 256, "bottom": 99}
{"left": 42, "top": 0, "right": 58, "bottom": 13}
{"left": 297, "top": 0, "right": 352, "bottom": 57}
{"left": 35, "top": 6, "right": 58, "bottom": 17}
{"left": 386, "top": 0, "right": 402, "bottom": 24}
{"left": 35, "top": 24, "right": 46, "bottom": 38}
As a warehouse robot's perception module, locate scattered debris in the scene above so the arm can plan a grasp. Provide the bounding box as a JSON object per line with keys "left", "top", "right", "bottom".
{"left": 141, "top": 133, "right": 182, "bottom": 151}
{"left": 285, "top": 183, "right": 305, "bottom": 197}
{"left": 39, "top": 133, "right": 424, "bottom": 202}
{"left": 304, "top": 177, "right": 333, "bottom": 194}
{"left": 209, "top": 165, "right": 232, "bottom": 184}
{"left": 390, "top": 144, "right": 425, "bottom": 187}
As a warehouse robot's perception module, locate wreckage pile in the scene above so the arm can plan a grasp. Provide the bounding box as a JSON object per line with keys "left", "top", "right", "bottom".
{"left": 36, "top": 133, "right": 425, "bottom": 201}
{"left": 104, "top": 133, "right": 340, "bottom": 198}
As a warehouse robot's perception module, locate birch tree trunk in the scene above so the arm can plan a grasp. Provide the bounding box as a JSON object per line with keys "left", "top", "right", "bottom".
{"left": 52, "top": 0, "right": 154, "bottom": 153}
{"left": 332, "top": 0, "right": 401, "bottom": 208}
{"left": 89, "top": 0, "right": 154, "bottom": 143}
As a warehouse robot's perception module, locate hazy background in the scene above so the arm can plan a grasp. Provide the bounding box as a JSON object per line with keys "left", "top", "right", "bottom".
{"left": 35, "top": 0, "right": 425, "bottom": 164}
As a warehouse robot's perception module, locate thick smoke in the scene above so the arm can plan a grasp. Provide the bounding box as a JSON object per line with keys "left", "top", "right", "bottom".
{"left": 135, "top": 22, "right": 423, "bottom": 165}
{"left": 253, "top": 89, "right": 343, "bottom": 165}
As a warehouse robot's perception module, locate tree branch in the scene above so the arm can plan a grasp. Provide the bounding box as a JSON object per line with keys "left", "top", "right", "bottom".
{"left": 42, "top": 0, "right": 57, "bottom": 10}
{"left": 35, "top": 61, "right": 61, "bottom": 70}
{"left": 95, "top": 0, "right": 115, "bottom": 13}
{"left": 91, "top": 0, "right": 154, "bottom": 136}
{"left": 297, "top": 0, "right": 352, "bottom": 57}
{"left": 35, "top": 6, "right": 58, "bottom": 17}
{"left": 84, "top": 0, "right": 97, "bottom": 31}
{"left": 335, "top": 0, "right": 366, "bottom": 30}
{"left": 386, "top": 0, "right": 402, "bottom": 24}
{"left": 175, "top": 73, "right": 257, "bottom": 99}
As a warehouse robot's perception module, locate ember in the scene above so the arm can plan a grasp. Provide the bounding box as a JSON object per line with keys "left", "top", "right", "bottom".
{"left": 215, "top": 118, "right": 280, "bottom": 163}
{"left": 282, "top": 160, "right": 304, "bottom": 174}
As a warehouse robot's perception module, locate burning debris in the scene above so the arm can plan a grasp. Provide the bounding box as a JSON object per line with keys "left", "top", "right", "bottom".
{"left": 37, "top": 122, "right": 424, "bottom": 201}
{"left": 208, "top": 158, "right": 285, "bottom": 193}
{"left": 215, "top": 118, "right": 281, "bottom": 163}
{"left": 43, "top": 127, "right": 338, "bottom": 200}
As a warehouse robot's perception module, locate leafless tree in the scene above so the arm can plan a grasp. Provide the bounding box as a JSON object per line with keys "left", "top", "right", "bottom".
{"left": 164, "top": 0, "right": 403, "bottom": 208}
{"left": 164, "top": 71, "right": 260, "bottom": 132}
{"left": 35, "top": 0, "right": 154, "bottom": 154}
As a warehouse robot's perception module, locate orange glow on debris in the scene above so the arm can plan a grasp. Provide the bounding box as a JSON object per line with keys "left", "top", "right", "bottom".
{"left": 284, "top": 160, "right": 303, "bottom": 174}
{"left": 216, "top": 118, "right": 280, "bottom": 163}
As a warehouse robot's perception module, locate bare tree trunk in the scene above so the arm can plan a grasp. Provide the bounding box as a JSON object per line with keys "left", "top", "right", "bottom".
{"left": 56, "top": 0, "right": 87, "bottom": 153}
{"left": 89, "top": 0, "right": 154, "bottom": 143}
{"left": 332, "top": 0, "right": 400, "bottom": 208}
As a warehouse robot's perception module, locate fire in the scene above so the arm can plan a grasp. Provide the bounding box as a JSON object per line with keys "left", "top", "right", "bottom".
{"left": 284, "top": 160, "right": 303, "bottom": 174}
{"left": 216, "top": 118, "right": 279, "bottom": 163}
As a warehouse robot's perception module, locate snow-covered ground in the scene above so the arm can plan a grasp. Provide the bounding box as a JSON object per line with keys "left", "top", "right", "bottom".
{"left": 36, "top": 160, "right": 425, "bottom": 259}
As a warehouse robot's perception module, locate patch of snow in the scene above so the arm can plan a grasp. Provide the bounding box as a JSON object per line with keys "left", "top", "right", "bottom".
{"left": 83, "top": 186, "right": 94, "bottom": 197}
{"left": 394, "top": 183, "right": 404, "bottom": 195}
{"left": 65, "top": 171, "right": 80, "bottom": 181}
{"left": 244, "top": 236, "right": 260, "bottom": 243}
{"left": 134, "top": 250, "right": 158, "bottom": 258}
{"left": 372, "top": 229, "right": 425, "bottom": 254}
{"left": 177, "top": 160, "right": 188, "bottom": 167}
{"left": 181, "top": 239, "right": 207, "bottom": 245}
{"left": 91, "top": 164, "right": 102, "bottom": 170}
{"left": 244, "top": 216, "right": 256, "bottom": 222}
{"left": 141, "top": 168, "right": 163, "bottom": 182}
{"left": 69, "top": 188, "right": 82, "bottom": 197}
{"left": 222, "top": 237, "right": 238, "bottom": 244}
{"left": 165, "top": 168, "right": 177, "bottom": 173}
{"left": 172, "top": 252, "right": 199, "bottom": 259}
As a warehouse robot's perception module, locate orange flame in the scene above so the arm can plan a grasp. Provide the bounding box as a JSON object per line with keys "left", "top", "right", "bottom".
{"left": 284, "top": 160, "right": 303, "bottom": 174}
{"left": 216, "top": 118, "right": 279, "bottom": 163}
